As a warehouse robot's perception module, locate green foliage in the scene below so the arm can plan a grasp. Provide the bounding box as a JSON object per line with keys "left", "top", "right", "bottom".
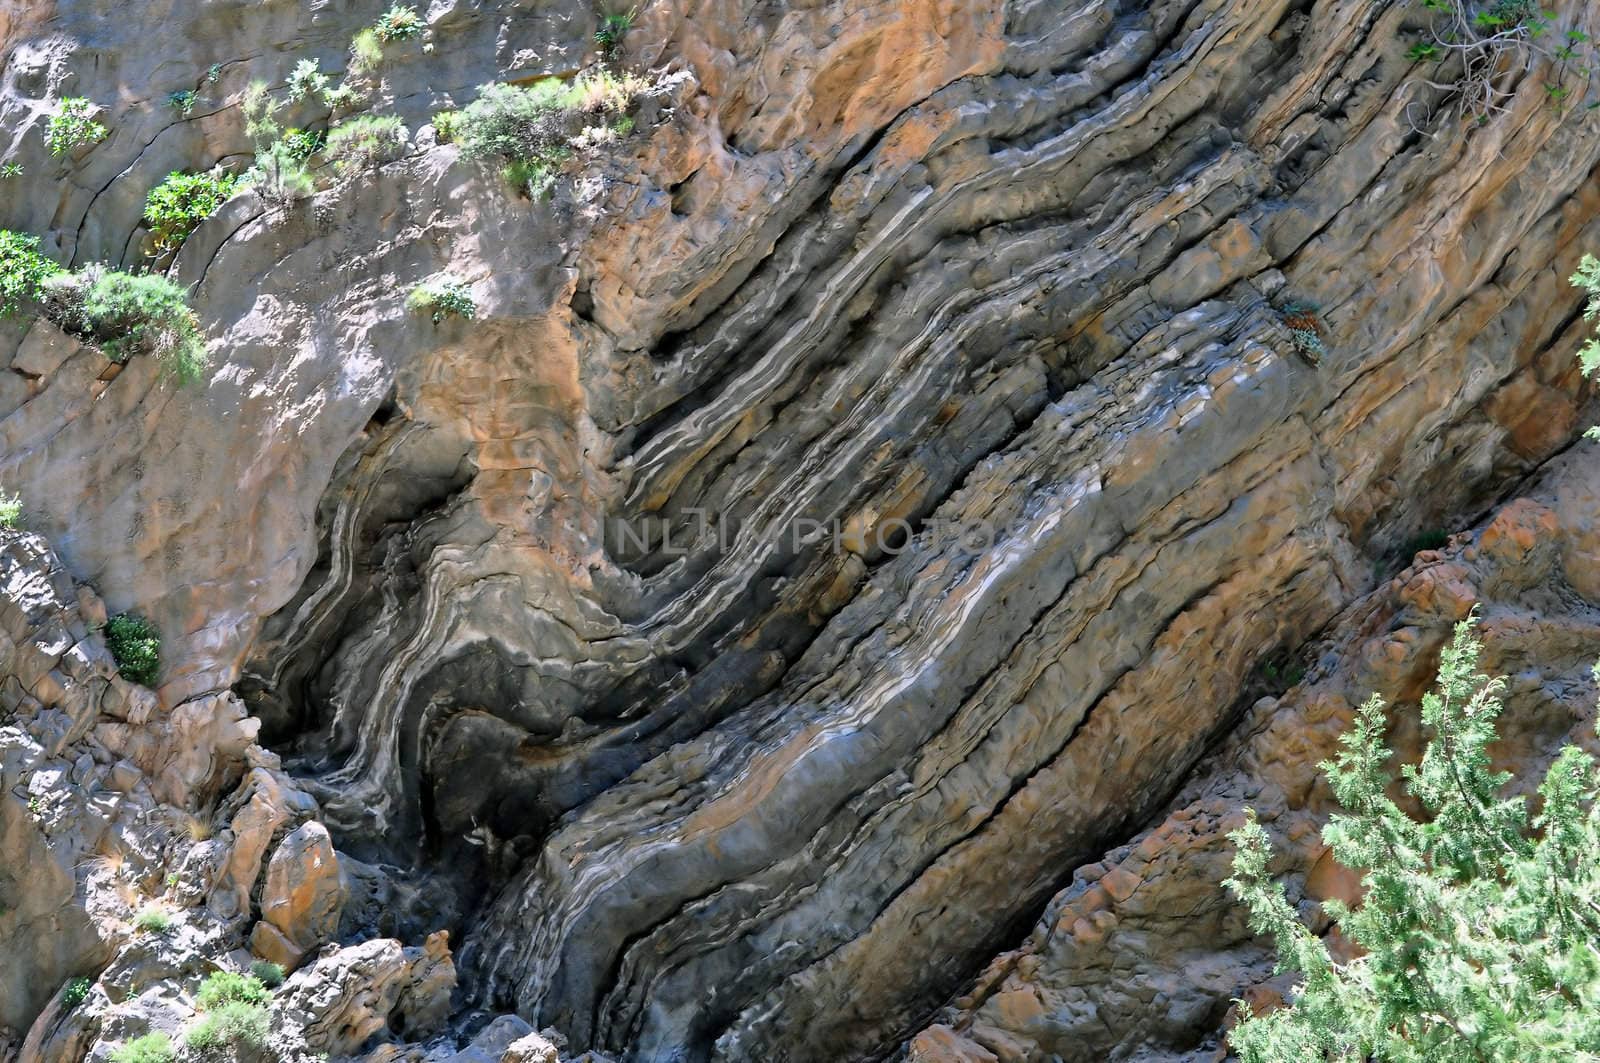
{"left": 242, "top": 80, "right": 282, "bottom": 149}
{"left": 57, "top": 269, "right": 208, "bottom": 382}
{"left": 1406, "top": 41, "right": 1441, "bottom": 61}
{"left": 286, "top": 58, "right": 330, "bottom": 104}
{"left": 452, "top": 73, "right": 643, "bottom": 197}
{"left": 431, "top": 109, "right": 462, "bottom": 142}
{"left": 62, "top": 976, "right": 92, "bottom": 1010}
{"left": 167, "top": 90, "right": 198, "bottom": 116}
{"left": 595, "top": 8, "right": 636, "bottom": 54}
{"left": 46, "top": 98, "right": 108, "bottom": 156}
{"left": 184, "top": 1002, "right": 269, "bottom": 1054}
{"left": 206, "top": 64, "right": 222, "bottom": 85}
{"left": 247, "top": 141, "right": 316, "bottom": 209}
{"left": 1225, "top": 617, "right": 1600, "bottom": 1062}
{"left": 322, "top": 114, "right": 408, "bottom": 173}
{"left": 373, "top": 4, "right": 424, "bottom": 43}
{"left": 0, "top": 163, "right": 21, "bottom": 179}
{"left": 0, "top": 489, "right": 20, "bottom": 529}
{"left": 1411, "top": 0, "right": 1597, "bottom": 122}
{"left": 110, "top": 1033, "right": 175, "bottom": 1063}
{"left": 196, "top": 971, "right": 272, "bottom": 1011}
{"left": 104, "top": 614, "right": 161, "bottom": 686}
{"left": 132, "top": 907, "right": 172, "bottom": 934}
{"left": 281, "top": 128, "right": 325, "bottom": 162}
{"left": 0, "top": 230, "right": 62, "bottom": 317}
{"left": 350, "top": 28, "right": 384, "bottom": 73}
{"left": 1573, "top": 254, "right": 1600, "bottom": 440}
{"left": 143, "top": 169, "right": 242, "bottom": 253}
{"left": 322, "top": 82, "right": 365, "bottom": 111}
{"left": 406, "top": 276, "right": 476, "bottom": 323}
{"left": 249, "top": 960, "right": 285, "bottom": 989}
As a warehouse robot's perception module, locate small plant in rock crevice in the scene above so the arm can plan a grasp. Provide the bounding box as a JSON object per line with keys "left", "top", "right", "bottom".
{"left": 45, "top": 97, "right": 108, "bottom": 156}
{"left": 1276, "top": 300, "right": 1327, "bottom": 363}
{"left": 0, "top": 489, "right": 21, "bottom": 529}
{"left": 0, "top": 163, "right": 21, "bottom": 179}
{"left": 286, "top": 58, "right": 330, "bottom": 104}
{"left": 109, "top": 1033, "right": 175, "bottom": 1063}
{"left": 350, "top": 28, "right": 385, "bottom": 74}
{"left": 103, "top": 613, "right": 161, "bottom": 686}
{"left": 373, "top": 4, "right": 424, "bottom": 43}
{"left": 184, "top": 1001, "right": 269, "bottom": 1056}
{"left": 61, "top": 976, "right": 92, "bottom": 1011}
{"left": 249, "top": 960, "right": 285, "bottom": 989}
{"left": 595, "top": 7, "right": 637, "bottom": 56}
{"left": 167, "top": 90, "right": 198, "bottom": 116}
{"left": 132, "top": 906, "right": 172, "bottom": 934}
{"left": 406, "top": 276, "right": 476, "bottom": 323}
{"left": 196, "top": 971, "right": 272, "bottom": 1011}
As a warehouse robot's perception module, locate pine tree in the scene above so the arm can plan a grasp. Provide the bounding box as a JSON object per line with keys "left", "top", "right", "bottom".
{"left": 1224, "top": 616, "right": 1600, "bottom": 1062}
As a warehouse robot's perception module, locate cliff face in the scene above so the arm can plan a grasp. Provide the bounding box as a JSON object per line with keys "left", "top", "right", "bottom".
{"left": 2, "top": 0, "right": 1600, "bottom": 1060}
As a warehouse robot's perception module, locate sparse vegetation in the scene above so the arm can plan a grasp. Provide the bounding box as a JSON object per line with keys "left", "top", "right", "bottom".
{"left": 248, "top": 142, "right": 317, "bottom": 209}
{"left": 286, "top": 58, "right": 330, "bottom": 103}
{"left": 1224, "top": 616, "right": 1600, "bottom": 1060}
{"left": 103, "top": 614, "right": 161, "bottom": 686}
{"left": 0, "top": 163, "right": 21, "bottom": 179}
{"left": 1572, "top": 253, "right": 1600, "bottom": 439}
{"left": 62, "top": 976, "right": 92, "bottom": 1010}
{"left": 595, "top": 8, "right": 636, "bottom": 55}
{"left": 373, "top": 4, "right": 424, "bottom": 43}
{"left": 143, "top": 169, "right": 242, "bottom": 254}
{"left": 197, "top": 971, "right": 272, "bottom": 1011}
{"left": 184, "top": 1002, "right": 269, "bottom": 1055}
{"left": 1277, "top": 301, "right": 1326, "bottom": 362}
{"left": 110, "top": 1033, "right": 176, "bottom": 1063}
{"left": 350, "top": 28, "right": 384, "bottom": 73}
{"left": 46, "top": 97, "right": 108, "bottom": 156}
{"left": 167, "top": 90, "right": 198, "bottom": 116}
{"left": 1410, "top": 0, "right": 1597, "bottom": 126}
{"left": 0, "top": 489, "right": 21, "bottom": 529}
{"left": 249, "top": 960, "right": 286, "bottom": 989}
{"left": 47, "top": 268, "right": 208, "bottom": 382}
{"left": 0, "top": 230, "right": 62, "bottom": 317}
{"left": 322, "top": 114, "right": 409, "bottom": 174}
{"left": 132, "top": 907, "right": 172, "bottom": 934}
{"left": 406, "top": 276, "right": 476, "bottom": 323}
{"left": 452, "top": 72, "right": 647, "bottom": 198}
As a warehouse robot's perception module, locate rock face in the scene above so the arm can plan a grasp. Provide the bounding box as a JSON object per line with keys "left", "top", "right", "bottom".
{"left": 2, "top": 0, "right": 1600, "bottom": 1061}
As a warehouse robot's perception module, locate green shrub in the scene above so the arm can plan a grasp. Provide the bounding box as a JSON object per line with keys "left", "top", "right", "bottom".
{"left": 0, "top": 163, "right": 21, "bottom": 179}
{"left": 286, "top": 58, "right": 329, "bottom": 103}
{"left": 132, "top": 907, "right": 172, "bottom": 934}
{"left": 248, "top": 960, "right": 285, "bottom": 989}
{"left": 184, "top": 1002, "right": 269, "bottom": 1054}
{"left": 406, "top": 276, "right": 476, "bottom": 323}
{"left": 0, "top": 230, "right": 62, "bottom": 317}
{"left": 431, "top": 109, "right": 462, "bottom": 142}
{"left": 247, "top": 141, "right": 316, "bottom": 209}
{"left": 322, "top": 82, "right": 365, "bottom": 111}
{"left": 281, "top": 128, "right": 325, "bottom": 162}
{"left": 322, "top": 115, "right": 408, "bottom": 173}
{"left": 45, "top": 98, "right": 107, "bottom": 156}
{"left": 452, "top": 73, "right": 644, "bottom": 197}
{"left": 350, "top": 28, "right": 384, "bottom": 73}
{"left": 167, "top": 90, "right": 198, "bottom": 116}
{"left": 595, "top": 8, "right": 636, "bottom": 54}
{"left": 104, "top": 614, "right": 161, "bottom": 686}
{"left": 0, "top": 490, "right": 20, "bottom": 529}
{"left": 62, "top": 976, "right": 92, "bottom": 1010}
{"left": 53, "top": 269, "right": 208, "bottom": 382}
{"left": 1225, "top": 616, "right": 1600, "bottom": 1061}
{"left": 143, "top": 169, "right": 242, "bottom": 253}
{"left": 373, "top": 4, "right": 423, "bottom": 42}
{"left": 110, "top": 1033, "right": 175, "bottom": 1063}
{"left": 196, "top": 971, "right": 271, "bottom": 1011}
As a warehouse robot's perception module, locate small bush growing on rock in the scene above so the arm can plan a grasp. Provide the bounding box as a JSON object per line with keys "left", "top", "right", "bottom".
{"left": 110, "top": 1033, "right": 175, "bottom": 1063}
{"left": 406, "top": 276, "right": 476, "bottom": 323}
{"left": 248, "top": 960, "right": 285, "bottom": 989}
{"left": 62, "top": 976, "right": 92, "bottom": 1010}
{"left": 247, "top": 142, "right": 316, "bottom": 210}
{"left": 167, "top": 90, "right": 198, "bottom": 116}
{"left": 0, "top": 163, "right": 22, "bottom": 179}
{"left": 48, "top": 268, "right": 208, "bottom": 382}
{"left": 45, "top": 98, "right": 108, "bottom": 156}
{"left": 374, "top": 4, "right": 424, "bottom": 43}
{"left": 104, "top": 614, "right": 161, "bottom": 686}
{"left": 350, "top": 28, "right": 384, "bottom": 73}
{"left": 133, "top": 907, "right": 172, "bottom": 934}
{"left": 196, "top": 972, "right": 272, "bottom": 1011}
{"left": 0, "top": 489, "right": 20, "bottom": 528}
{"left": 0, "top": 230, "right": 62, "bottom": 317}
{"left": 453, "top": 73, "right": 645, "bottom": 198}
{"left": 143, "top": 169, "right": 242, "bottom": 254}
{"left": 184, "top": 1002, "right": 269, "bottom": 1055}
{"left": 594, "top": 8, "right": 636, "bottom": 55}
{"left": 286, "top": 58, "right": 330, "bottom": 104}
{"left": 323, "top": 115, "right": 408, "bottom": 174}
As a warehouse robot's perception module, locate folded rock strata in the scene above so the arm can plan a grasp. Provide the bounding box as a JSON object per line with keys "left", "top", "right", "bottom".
{"left": 1, "top": 0, "right": 1599, "bottom": 1060}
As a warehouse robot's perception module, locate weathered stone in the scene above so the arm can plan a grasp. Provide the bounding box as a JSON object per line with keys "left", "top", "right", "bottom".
{"left": 251, "top": 822, "right": 345, "bottom": 970}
